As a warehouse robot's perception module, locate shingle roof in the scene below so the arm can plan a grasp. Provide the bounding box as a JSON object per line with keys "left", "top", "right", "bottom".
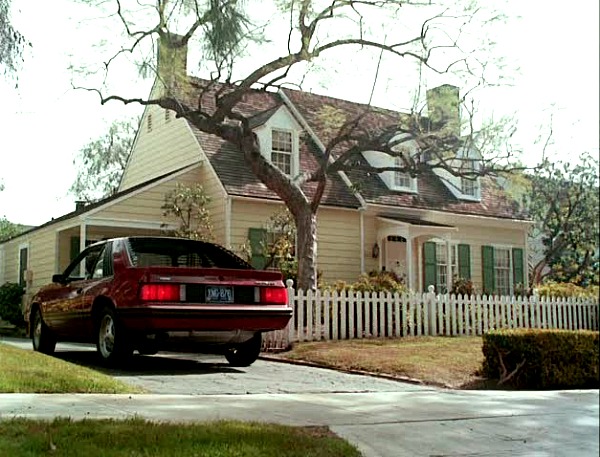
{"left": 173, "top": 78, "right": 527, "bottom": 219}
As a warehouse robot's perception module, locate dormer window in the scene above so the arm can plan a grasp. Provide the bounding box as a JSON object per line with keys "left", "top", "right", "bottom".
{"left": 271, "top": 129, "right": 293, "bottom": 175}
{"left": 461, "top": 160, "right": 477, "bottom": 196}
{"left": 394, "top": 158, "right": 412, "bottom": 188}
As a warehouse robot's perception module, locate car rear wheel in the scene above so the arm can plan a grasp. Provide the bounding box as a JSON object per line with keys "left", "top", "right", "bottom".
{"left": 96, "top": 307, "right": 132, "bottom": 365}
{"left": 31, "top": 307, "right": 56, "bottom": 355}
{"left": 224, "top": 333, "right": 262, "bottom": 367}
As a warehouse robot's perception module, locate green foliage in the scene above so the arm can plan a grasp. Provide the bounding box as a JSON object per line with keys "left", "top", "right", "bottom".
{"left": 527, "top": 153, "right": 599, "bottom": 286}
{"left": 482, "top": 329, "right": 599, "bottom": 389}
{"left": 70, "top": 118, "right": 137, "bottom": 202}
{"left": 534, "top": 281, "right": 599, "bottom": 299}
{"left": 0, "top": 282, "right": 25, "bottom": 326}
{"left": 161, "top": 182, "right": 214, "bottom": 241}
{"left": 451, "top": 277, "right": 475, "bottom": 296}
{"left": 322, "top": 270, "right": 408, "bottom": 294}
{"left": 0, "top": 217, "right": 25, "bottom": 242}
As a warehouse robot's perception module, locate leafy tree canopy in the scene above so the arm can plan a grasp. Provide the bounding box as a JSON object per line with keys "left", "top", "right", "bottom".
{"left": 0, "top": 0, "right": 28, "bottom": 82}
{"left": 526, "top": 152, "right": 599, "bottom": 286}
{"left": 70, "top": 118, "right": 137, "bottom": 202}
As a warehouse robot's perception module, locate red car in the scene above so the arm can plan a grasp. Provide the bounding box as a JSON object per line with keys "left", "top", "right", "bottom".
{"left": 26, "top": 237, "right": 292, "bottom": 366}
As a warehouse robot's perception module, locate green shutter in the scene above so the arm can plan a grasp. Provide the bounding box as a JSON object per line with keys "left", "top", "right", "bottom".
{"left": 481, "top": 245, "right": 495, "bottom": 295}
{"left": 70, "top": 236, "right": 81, "bottom": 263}
{"left": 512, "top": 247, "right": 524, "bottom": 289}
{"left": 457, "top": 244, "right": 471, "bottom": 280}
{"left": 423, "top": 242, "right": 437, "bottom": 292}
{"left": 248, "top": 228, "right": 267, "bottom": 270}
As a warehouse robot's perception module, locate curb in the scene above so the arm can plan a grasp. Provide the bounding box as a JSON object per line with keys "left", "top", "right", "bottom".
{"left": 258, "top": 354, "right": 454, "bottom": 390}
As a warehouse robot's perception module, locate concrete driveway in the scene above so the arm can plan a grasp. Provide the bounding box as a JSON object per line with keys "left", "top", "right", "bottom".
{"left": 1, "top": 337, "right": 599, "bottom": 456}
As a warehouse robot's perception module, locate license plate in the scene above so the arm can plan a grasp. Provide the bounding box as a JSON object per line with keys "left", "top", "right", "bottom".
{"left": 205, "top": 285, "right": 234, "bottom": 303}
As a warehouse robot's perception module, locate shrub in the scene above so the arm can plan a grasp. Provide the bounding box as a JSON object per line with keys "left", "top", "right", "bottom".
{"left": 0, "top": 282, "right": 25, "bottom": 327}
{"left": 535, "top": 281, "right": 599, "bottom": 299}
{"left": 321, "top": 270, "right": 408, "bottom": 294}
{"left": 482, "top": 329, "right": 599, "bottom": 389}
{"left": 451, "top": 277, "right": 475, "bottom": 296}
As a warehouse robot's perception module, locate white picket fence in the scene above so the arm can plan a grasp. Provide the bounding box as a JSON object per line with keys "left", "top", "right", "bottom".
{"left": 262, "top": 287, "right": 600, "bottom": 351}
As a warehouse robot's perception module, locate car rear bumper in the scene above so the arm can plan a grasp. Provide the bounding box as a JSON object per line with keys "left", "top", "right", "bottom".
{"left": 118, "top": 305, "right": 293, "bottom": 333}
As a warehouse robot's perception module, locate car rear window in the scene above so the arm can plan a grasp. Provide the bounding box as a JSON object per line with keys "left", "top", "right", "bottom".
{"left": 127, "top": 238, "right": 251, "bottom": 270}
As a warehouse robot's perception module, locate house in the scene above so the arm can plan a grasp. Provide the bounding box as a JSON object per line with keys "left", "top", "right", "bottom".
{"left": 0, "top": 70, "right": 532, "bottom": 307}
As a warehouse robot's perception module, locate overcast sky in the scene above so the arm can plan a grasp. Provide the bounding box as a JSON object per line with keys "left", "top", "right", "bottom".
{"left": 0, "top": 0, "right": 598, "bottom": 226}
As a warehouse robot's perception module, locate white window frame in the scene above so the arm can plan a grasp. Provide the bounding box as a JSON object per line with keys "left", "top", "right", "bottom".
{"left": 460, "top": 159, "right": 480, "bottom": 199}
{"left": 18, "top": 242, "right": 30, "bottom": 288}
{"left": 392, "top": 157, "right": 418, "bottom": 192}
{"left": 270, "top": 128, "right": 297, "bottom": 176}
{"left": 491, "top": 244, "right": 514, "bottom": 296}
{"left": 433, "top": 242, "right": 458, "bottom": 293}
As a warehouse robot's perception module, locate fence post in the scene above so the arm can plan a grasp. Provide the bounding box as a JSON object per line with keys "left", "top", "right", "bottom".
{"left": 286, "top": 280, "right": 295, "bottom": 345}
{"left": 427, "top": 285, "right": 437, "bottom": 336}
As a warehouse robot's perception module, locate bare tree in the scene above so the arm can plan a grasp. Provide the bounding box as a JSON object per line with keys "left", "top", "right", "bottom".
{"left": 0, "top": 0, "right": 28, "bottom": 81}
{"left": 75, "top": 0, "right": 524, "bottom": 289}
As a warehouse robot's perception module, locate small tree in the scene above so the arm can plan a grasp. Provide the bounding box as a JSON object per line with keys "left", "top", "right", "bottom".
{"left": 161, "top": 183, "right": 214, "bottom": 241}
{"left": 0, "top": 217, "right": 24, "bottom": 242}
{"left": 70, "top": 118, "right": 137, "bottom": 202}
{"left": 527, "top": 152, "right": 599, "bottom": 286}
{"left": 263, "top": 209, "right": 297, "bottom": 282}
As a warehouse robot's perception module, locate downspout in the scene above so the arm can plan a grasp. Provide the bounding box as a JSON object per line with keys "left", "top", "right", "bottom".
{"left": 359, "top": 208, "right": 365, "bottom": 274}
{"left": 224, "top": 196, "right": 232, "bottom": 248}
{"left": 524, "top": 227, "right": 530, "bottom": 291}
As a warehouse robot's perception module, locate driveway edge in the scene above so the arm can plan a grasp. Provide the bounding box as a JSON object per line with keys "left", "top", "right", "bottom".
{"left": 259, "top": 354, "right": 453, "bottom": 390}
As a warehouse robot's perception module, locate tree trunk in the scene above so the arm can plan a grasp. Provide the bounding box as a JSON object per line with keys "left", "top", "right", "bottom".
{"left": 295, "top": 207, "right": 318, "bottom": 291}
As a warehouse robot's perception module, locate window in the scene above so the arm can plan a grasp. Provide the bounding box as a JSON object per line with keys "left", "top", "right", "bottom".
{"left": 494, "top": 248, "right": 511, "bottom": 296}
{"left": 18, "top": 244, "right": 28, "bottom": 288}
{"left": 434, "top": 243, "right": 458, "bottom": 294}
{"left": 481, "top": 246, "right": 525, "bottom": 296}
{"left": 423, "top": 241, "right": 470, "bottom": 293}
{"left": 64, "top": 245, "right": 105, "bottom": 280}
{"left": 271, "top": 129, "right": 292, "bottom": 175}
{"left": 460, "top": 160, "right": 478, "bottom": 197}
{"left": 394, "top": 158, "right": 411, "bottom": 188}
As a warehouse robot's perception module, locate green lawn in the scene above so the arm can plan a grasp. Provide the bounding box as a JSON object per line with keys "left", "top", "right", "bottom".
{"left": 0, "top": 418, "right": 361, "bottom": 457}
{"left": 0, "top": 343, "right": 142, "bottom": 393}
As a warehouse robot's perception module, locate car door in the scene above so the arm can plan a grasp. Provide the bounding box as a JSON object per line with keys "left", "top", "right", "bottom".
{"left": 42, "top": 244, "right": 106, "bottom": 339}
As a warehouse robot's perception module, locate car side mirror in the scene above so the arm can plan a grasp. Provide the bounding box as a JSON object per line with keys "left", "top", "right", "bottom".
{"left": 52, "top": 274, "right": 65, "bottom": 284}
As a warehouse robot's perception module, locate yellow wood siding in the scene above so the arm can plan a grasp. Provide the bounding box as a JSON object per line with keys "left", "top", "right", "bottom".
{"left": 120, "top": 104, "right": 201, "bottom": 191}
{"left": 230, "top": 199, "right": 361, "bottom": 283}
{"left": 94, "top": 166, "right": 226, "bottom": 244}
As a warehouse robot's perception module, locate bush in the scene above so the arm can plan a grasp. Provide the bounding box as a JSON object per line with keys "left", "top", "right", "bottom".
{"left": 535, "top": 281, "right": 599, "bottom": 299}
{"left": 321, "top": 270, "right": 408, "bottom": 294}
{"left": 482, "top": 329, "right": 599, "bottom": 389}
{"left": 0, "top": 282, "right": 25, "bottom": 327}
{"left": 451, "top": 277, "right": 475, "bottom": 296}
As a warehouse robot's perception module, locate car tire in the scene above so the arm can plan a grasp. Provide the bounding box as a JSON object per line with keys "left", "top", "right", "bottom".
{"left": 31, "top": 307, "right": 56, "bottom": 355}
{"left": 225, "top": 333, "right": 262, "bottom": 367}
{"left": 96, "top": 307, "right": 132, "bottom": 365}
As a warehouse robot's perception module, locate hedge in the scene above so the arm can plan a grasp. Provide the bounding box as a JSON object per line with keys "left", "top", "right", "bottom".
{"left": 482, "top": 329, "right": 599, "bottom": 389}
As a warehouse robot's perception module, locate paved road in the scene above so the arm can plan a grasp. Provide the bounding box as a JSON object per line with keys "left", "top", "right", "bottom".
{"left": 1, "top": 336, "right": 599, "bottom": 456}
{"left": 0, "top": 337, "right": 424, "bottom": 395}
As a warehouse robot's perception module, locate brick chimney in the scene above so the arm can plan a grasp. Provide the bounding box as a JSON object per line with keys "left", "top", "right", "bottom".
{"left": 426, "top": 84, "right": 461, "bottom": 137}
{"left": 157, "top": 32, "right": 189, "bottom": 92}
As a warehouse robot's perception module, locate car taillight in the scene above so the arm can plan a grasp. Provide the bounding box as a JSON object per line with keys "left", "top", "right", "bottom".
{"left": 260, "top": 287, "right": 288, "bottom": 305}
{"left": 140, "top": 284, "right": 180, "bottom": 301}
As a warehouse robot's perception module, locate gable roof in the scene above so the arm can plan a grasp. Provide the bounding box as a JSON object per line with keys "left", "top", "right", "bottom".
{"left": 171, "top": 78, "right": 527, "bottom": 220}
{"left": 0, "top": 164, "right": 198, "bottom": 245}
{"left": 173, "top": 78, "right": 362, "bottom": 209}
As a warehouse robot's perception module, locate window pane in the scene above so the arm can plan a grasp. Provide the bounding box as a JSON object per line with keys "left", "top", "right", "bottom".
{"left": 272, "top": 152, "right": 291, "bottom": 174}
{"left": 272, "top": 130, "right": 292, "bottom": 152}
{"left": 494, "top": 248, "right": 511, "bottom": 295}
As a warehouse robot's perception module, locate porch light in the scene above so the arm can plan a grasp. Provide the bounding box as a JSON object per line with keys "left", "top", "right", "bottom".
{"left": 372, "top": 242, "right": 380, "bottom": 259}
